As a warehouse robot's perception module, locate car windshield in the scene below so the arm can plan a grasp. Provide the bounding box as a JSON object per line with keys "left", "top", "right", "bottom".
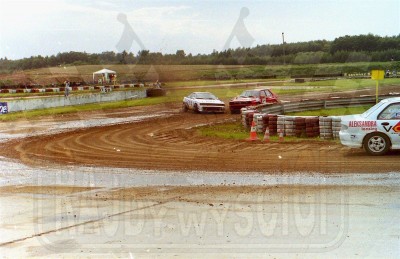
{"left": 240, "top": 90, "right": 260, "bottom": 98}
{"left": 195, "top": 92, "right": 217, "bottom": 99}
{"left": 361, "top": 101, "right": 387, "bottom": 118}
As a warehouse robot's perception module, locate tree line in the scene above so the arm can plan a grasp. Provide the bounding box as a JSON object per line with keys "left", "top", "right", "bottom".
{"left": 0, "top": 34, "right": 399, "bottom": 72}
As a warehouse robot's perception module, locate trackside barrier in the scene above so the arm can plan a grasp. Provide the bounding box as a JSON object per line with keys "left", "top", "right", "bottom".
{"left": 3, "top": 89, "right": 147, "bottom": 113}
{"left": 256, "top": 94, "right": 400, "bottom": 115}
{"left": 332, "top": 116, "right": 342, "bottom": 139}
{"left": 319, "top": 117, "right": 333, "bottom": 140}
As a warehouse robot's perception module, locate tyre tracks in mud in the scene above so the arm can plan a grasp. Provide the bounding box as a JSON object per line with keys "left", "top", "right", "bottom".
{"left": 1, "top": 110, "right": 400, "bottom": 173}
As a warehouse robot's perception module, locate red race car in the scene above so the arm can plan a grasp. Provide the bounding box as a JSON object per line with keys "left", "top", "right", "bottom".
{"left": 229, "top": 89, "right": 279, "bottom": 113}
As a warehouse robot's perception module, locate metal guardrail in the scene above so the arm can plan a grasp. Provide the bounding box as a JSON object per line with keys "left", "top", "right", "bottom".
{"left": 256, "top": 94, "right": 400, "bottom": 115}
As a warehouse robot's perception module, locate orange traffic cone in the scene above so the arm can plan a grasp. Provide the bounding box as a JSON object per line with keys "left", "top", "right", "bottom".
{"left": 278, "top": 128, "right": 284, "bottom": 143}
{"left": 247, "top": 119, "right": 259, "bottom": 141}
{"left": 263, "top": 127, "right": 270, "bottom": 143}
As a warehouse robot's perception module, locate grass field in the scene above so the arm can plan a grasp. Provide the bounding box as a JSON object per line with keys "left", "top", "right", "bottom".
{"left": 0, "top": 62, "right": 398, "bottom": 86}
{"left": 0, "top": 63, "right": 398, "bottom": 122}
{"left": 0, "top": 75, "right": 395, "bottom": 121}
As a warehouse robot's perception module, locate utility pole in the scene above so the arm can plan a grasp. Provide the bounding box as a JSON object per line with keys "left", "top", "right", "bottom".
{"left": 282, "top": 32, "right": 286, "bottom": 66}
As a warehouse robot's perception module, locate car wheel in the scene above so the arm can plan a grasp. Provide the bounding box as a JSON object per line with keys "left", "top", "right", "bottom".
{"left": 182, "top": 103, "right": 188, "bottom": 112}
{"left": 194, "top": 104, "right": 200, "bottom": 113}
{"left": 363, "top": 133, "right": 391, "bottom": 156}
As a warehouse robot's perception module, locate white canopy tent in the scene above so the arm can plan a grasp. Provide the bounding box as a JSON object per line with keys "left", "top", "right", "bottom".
{"left": 92, "top": 68, "right": 117, "bottom": 83}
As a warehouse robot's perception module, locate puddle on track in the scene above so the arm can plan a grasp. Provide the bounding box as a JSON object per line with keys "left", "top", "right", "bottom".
{"left": 0, "top": 112, "right": 171, "bottom": 143}
{"left": 1, "top": 157, "right": 400, "bottom": 189}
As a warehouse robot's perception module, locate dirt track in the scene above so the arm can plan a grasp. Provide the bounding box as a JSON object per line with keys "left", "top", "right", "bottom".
{"left": 1, "top": 102, "right": 399, "bottom": 173}
{"left": 0, "top": 96, "right": 399, "bottom": 258}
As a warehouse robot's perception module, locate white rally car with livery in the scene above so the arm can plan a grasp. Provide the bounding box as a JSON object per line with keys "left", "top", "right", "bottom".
{"left": 339, "top": 97, "right": 400, "bottom": 155}
{"left": 182, "top": 92, "right": 225, "bottom": 113}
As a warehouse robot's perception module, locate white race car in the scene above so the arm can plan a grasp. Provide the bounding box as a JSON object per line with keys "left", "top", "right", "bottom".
{"left": 182, "top": 92, "right": 225, "bottom": 113}
{"left": 339, "top": 97, "right": 400, "bottom": 155}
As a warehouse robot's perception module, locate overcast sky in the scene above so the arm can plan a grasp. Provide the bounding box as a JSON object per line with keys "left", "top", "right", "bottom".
{"left": 0, "top": 0, "right": 399, "bottom": 60}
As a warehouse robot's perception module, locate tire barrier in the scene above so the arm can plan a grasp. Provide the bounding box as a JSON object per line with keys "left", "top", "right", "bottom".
{"left": 268, "top": 114, "right": 278, "bottom": 136}
{"left": 284, "top": 116, "right": 296, "bottom": 137}
{"left": 262, "top": 114, "right": 269, "bottom": 133}
{"left": 319, "top": 116, "right": 333, "bottom": 140}
{"left": 332, "top": 116, "right": 342, "bottom": 139}
{"left": 242, "top": 114, "right": 344, "bottom": 140}
{"left": 256, "top": 114, "right": 264, "bottom": 133}
{"left": 305, "top": 117, "right": 320, "bottom": 138}
{"left": 244, "top": 111, "right": 255, "bottom": 129}
{"left": 2, "top": 85, "right": 131, "bottom": 94}
{"left": 277, "top": 116, "right": 286, "bottom": 136}
{"left": 241, "top": 107, "right": 346, "bottom": 140}
{"left": 241, "top": 108, "right": 252, "bottom": 129}
{"left": 295, "top": 117, "right": 306, "bottom": 138}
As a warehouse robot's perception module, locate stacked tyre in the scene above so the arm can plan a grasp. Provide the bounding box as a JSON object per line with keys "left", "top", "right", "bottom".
{"left": 262, "top": 114, "right": 270, "bottom": 133}
{"left": 277, "top": 116, "right": 286, "bottom": 136}
{"left": 305, "top": 117, "right": 320, "bottom": 138}
{"left": 268, "top": 115, "right": 278, "bottom": 136}
{"left": 241, "top": 110, "right": 248, "bottom": 128}
{"left": 295, "top": 117, "right": 306, "bottom": 137}
{"left": 255, "top": 114, "right": 264, "bottom": 133}
{"left": 319, "top": 117, "right": 333, "bottom": 140}
{"left": 284, "top": 116, "right": 296, "bottom": 137}
{"left": 332, "top": 116, "right": 342, "bottom": 139}
{"left": 245, "top": 112, "right": 255, "bottom": 129}
{"left": 241, "top": 108, "right": 253, "bottom": 129}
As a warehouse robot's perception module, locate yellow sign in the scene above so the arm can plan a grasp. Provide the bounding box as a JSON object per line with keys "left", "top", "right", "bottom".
{"left": 371, "top": 70, "right": 385, "bottom": 80}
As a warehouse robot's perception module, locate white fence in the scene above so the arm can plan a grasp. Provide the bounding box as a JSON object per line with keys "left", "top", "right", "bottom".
{"left": 2, "top": 89, "right": 147, "bottom": 113}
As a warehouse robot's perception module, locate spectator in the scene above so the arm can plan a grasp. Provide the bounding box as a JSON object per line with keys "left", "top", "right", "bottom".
{"left": 64, "top": 80, "right": 70, "bottom": 97}
{"left": 102, "top": 74, "right": 106, "bottom": 85}
{"left": 112, "top": 74, "right": 117, "bottom": 86}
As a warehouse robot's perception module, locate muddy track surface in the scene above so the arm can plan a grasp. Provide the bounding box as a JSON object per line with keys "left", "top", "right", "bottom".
{"left": 1, "top": 105, "right": 399, "bottom": 173}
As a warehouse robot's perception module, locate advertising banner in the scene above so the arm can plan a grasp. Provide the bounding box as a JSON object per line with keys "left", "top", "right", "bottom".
{"left": 0, "top": 102, "right": 8, "bottom": 114}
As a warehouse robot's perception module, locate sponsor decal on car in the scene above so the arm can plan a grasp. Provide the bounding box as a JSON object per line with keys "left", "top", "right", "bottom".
{"left": 382, "top": 121, "right": 400, "bottom": 133}
{"left": 392, "top": 121, "right": 400, "bottom": 133}
{"left": 348, "top": 120, "right": 377, "bottom": 131}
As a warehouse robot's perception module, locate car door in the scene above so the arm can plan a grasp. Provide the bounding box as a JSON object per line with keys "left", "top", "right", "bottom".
{"left": 377, "top": 102, "right": 400, "bottom": 147}
{"left": 259, "top": 90, "right": 267, "bottom": 104}
{"left": 265, "top": 89, "right": 277, "bottom": 103}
